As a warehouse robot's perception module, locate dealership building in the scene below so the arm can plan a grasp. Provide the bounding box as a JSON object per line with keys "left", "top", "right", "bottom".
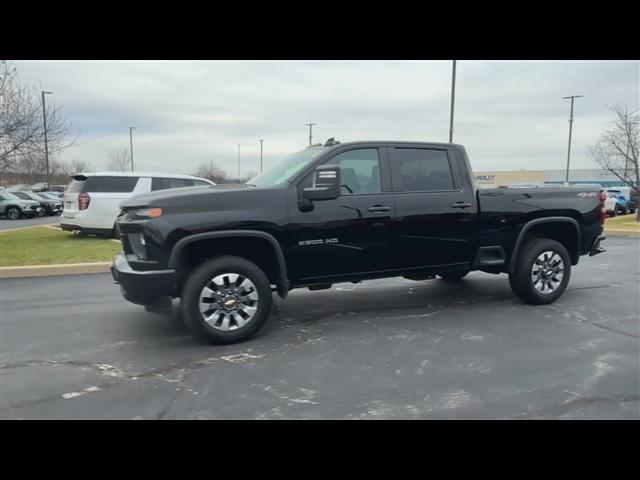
{"left": 473, "top": 169, "right": 625, "bottom": 188}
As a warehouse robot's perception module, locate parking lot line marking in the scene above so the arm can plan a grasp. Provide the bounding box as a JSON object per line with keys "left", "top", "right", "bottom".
{"left": 0, "top": 223, "right": 56, "bottom": 232}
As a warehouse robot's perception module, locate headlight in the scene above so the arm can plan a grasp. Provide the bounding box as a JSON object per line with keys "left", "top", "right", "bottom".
{"left": 129, "top": 207, "right": 162, "bottom": 219}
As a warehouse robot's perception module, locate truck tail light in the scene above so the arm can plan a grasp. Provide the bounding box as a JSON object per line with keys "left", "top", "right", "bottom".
{"left": 79, "top": 192, "right": 91, "bottom": 210}
{"left": 598, "top": 191, "right": 607, "bottom": 203}
{"left": 598, "top": 190, "right": 607, "bottom": 225}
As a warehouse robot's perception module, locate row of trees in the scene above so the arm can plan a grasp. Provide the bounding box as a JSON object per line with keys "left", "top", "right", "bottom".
{"left": 0, "top": 60, "right": 82, "bottom": 185}
{"left": 193, "top": 160, "right": 257, "bottom": 184}
{"left": 105, "top": 153, "right": 257, "bottom": 184}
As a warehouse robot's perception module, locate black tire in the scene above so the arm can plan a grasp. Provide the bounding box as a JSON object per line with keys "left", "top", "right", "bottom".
{"left": 508, "top": 238, "right": 571, "bottom": 305}
{"left": 111, "top": 223, "right": 121, "bottom": 240}
{"left": 180, "top": 255, "right": 273, "bottom": 344}
{"left": 610, "top": 208, "right": 617, "bottom": 217}
{"left": 438, "top": 270, "right": 469, "bottom": 282}
{"left": 5, "top": 207, "right": 21, "bottom": 220}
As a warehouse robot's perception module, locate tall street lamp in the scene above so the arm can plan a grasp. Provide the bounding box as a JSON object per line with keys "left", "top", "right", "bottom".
{"left": 237, "top": 143, "right": 241, "bottom": 183}
{"left": 41, "top": 91, "right": 53, "bottom": 187}
{"left": 562, "top": 95, "right": 583, "bottom": 185}
{"left": 260, "top": 139, "right": 264, "bottom": 173}
{"left": 449, "top": 60, "right": 457, "bottom": 143}
{"left": 129, "top": 126, "right": 136, "bottom": 172}
{"left": 306, "top": 123, "right": 316, "bottom": 146}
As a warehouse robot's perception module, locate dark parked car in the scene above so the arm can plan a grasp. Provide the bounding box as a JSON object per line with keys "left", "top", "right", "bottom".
{"left": 112, "top": 139, "right": 607, "bottom": 344}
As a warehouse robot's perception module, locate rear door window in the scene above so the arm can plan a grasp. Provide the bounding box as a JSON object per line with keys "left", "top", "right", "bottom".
{"left": 151, "top": 178, "right": 194, "bottom": 191}
{"left": 82, "top": 176, "right": 139, "bottom": 193}
{"left": 67, "top": 178, "right": 87, "bottom": 193}
{"left": 391, "top": 148, "right": 455, "bottom": 192}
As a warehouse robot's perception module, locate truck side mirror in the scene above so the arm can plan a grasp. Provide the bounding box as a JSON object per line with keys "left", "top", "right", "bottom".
{"left": 302, "top": 165, "right": 341, "bottom": 201}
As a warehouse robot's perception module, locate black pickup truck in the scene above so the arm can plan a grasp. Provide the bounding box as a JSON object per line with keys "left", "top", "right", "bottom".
{"left": 111, "top": 139, "right": 607, "bottom": 344}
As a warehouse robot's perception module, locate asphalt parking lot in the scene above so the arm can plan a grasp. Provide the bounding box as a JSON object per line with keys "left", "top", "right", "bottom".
{"left": 1, "top": 235, "right": 638, "bottom": 419}
{"left": 0, "top": 215, "right": 57, "bottom": 231}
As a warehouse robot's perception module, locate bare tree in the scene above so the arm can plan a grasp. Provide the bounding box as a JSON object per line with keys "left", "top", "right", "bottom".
{"left": 106, "top": 148, "right": 131, "bottom": 172}
{"left": 64, "top": 158, "right": 93, "bottom": 175}
{"left": 587, "top": 105, "right": 639, "bottom": 221}
{"left": 241, "top": 170, "right": 259, "bottom": 183}
{"left": 0, "top": 60, "right": 79, "bottom": 176}
{"left": 194, "top": 160, "right": 231, "bottom": 184}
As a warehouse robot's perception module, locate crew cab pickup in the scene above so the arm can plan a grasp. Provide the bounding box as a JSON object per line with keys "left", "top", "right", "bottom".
{"left": 111, "top": 140, "right": 607, "bottom": 344}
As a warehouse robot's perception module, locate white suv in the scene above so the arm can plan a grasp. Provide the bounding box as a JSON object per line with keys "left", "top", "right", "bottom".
{"left": 60, "top": 172, "right": 215, "bottom": 236}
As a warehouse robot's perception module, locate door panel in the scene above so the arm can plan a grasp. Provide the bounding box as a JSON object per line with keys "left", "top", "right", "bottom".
{"left": 287, "top": 148, "right": 396, "bottom": 281}
{"left": 388, "top": 147, "right": 477, "bottom": 269}
{"left": 288, "top": 193, "right": 396, "bottom": 280}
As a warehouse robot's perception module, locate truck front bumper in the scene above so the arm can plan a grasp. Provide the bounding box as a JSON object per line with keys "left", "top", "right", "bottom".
{"left": 111, "top": 252, "right": 176, "bottom": 306}
{"left": 589, "top": 234, "right": 607, "bottom": 257}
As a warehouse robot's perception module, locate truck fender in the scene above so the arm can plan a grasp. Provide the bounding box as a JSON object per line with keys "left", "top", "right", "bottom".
{"left": 168, "top": 230, "right": 290, "bottom": 298}
{"left": 509, "top": 217, "right": 581, "bottom": 274}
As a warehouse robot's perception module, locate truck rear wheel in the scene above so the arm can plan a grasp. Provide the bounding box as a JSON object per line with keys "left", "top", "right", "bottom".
{"left": 180, "top": 255, "right": 273, "bottom": 344}
{"left": 508, "top": 238, "right": 571, "bottom": 305}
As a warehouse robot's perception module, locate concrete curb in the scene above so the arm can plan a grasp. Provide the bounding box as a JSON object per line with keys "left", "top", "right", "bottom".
{"left": 0, "top": 262, "right": 112, "bottom": 279}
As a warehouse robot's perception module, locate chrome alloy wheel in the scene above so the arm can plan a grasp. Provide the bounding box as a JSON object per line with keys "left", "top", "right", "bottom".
{"left": 199, "top": 273, "right": 259, "bottom": 331}
{"left": 531, "top": 251, "right": 564, "bottom": 294}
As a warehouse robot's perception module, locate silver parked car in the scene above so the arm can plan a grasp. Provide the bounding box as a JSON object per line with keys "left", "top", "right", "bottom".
{"left": 0, "top": 190, "right": 43, "bottom": 219}
{"left": 9, "top": 190, "right": 63, "bottom": 216}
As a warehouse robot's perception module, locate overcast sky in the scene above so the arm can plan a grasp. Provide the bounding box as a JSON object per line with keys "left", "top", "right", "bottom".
{"left": 14, "top": 60, "right": 640, "bottom": 175}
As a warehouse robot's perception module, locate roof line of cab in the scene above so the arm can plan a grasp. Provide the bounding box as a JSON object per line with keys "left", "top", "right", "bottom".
{"left": 70, "top": 172, "right": 212, "bottom": 179}
{"left": 310, "top": 138, "right": 464, "bottom": 150}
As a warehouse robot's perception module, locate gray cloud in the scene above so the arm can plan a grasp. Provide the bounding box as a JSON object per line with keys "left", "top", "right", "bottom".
{"left": 14, "top": 60, "right": 639, "bottom": 175}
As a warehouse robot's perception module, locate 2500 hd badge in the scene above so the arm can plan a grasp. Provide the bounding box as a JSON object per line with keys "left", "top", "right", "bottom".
{"left": 111, "top": 139, "right": 607, "bottom": 344}
{"left": 298, "top": 238, "right": 339, "bottom": 246}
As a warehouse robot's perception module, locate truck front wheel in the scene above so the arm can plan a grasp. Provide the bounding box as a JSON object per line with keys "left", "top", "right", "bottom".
{"left": 508, "top": 238, "right": 571, "bottom": 305}
{"left": 181, "top": 255, "right": 273, "bottom": 344}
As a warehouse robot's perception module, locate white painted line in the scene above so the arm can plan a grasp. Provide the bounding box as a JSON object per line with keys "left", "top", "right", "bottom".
{"left": 62, "top": 385, "right": 103, "bottom": 399}
{"left": 0, "top": 223, "right": 56, "bottom": 233}
{"left": 62, "top": 392, "right": 85, "bottom": 399}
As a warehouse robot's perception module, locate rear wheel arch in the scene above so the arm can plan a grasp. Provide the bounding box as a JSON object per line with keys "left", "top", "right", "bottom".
{"left": 509, "top": 217, "right": 581, "bottom": 273}
{"left": 169, "top": 230, "right": 289, "bottom": 298}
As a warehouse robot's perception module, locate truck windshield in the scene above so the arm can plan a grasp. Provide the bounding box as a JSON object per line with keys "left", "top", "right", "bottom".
{"left": 248, "top": 147, "right": 327, "bottom": 187}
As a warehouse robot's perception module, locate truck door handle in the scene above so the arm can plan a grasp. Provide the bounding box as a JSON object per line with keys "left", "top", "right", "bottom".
{"left": 451, "top": 202, "right": 472, "bottom": 209}
{"left": 368, "top": 205, "right": 391, "bottom": 213}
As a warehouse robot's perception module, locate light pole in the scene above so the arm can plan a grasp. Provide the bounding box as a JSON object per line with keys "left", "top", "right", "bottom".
{"left": 129, "top": 126, "right": 136, "bottom": 172}
{"left": 449, "top": 60, "right": 457, "bottom": 143}
{"left": 41, "top": 91, "right": 53, "bottom": 187}
{"left": 562, "top": 95, "right": 583, "bottom": 185}
{"left": 260, "top": 139, "right": 264, "bottom": 173}
{"left": 306, "top": 123, "right": 316, "bottom": 146}
{"left": 237, "top": 143, "right": 241, "bottom": 183}
{"left": 623, "top": 122, "right": 639, "bottom": 182}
